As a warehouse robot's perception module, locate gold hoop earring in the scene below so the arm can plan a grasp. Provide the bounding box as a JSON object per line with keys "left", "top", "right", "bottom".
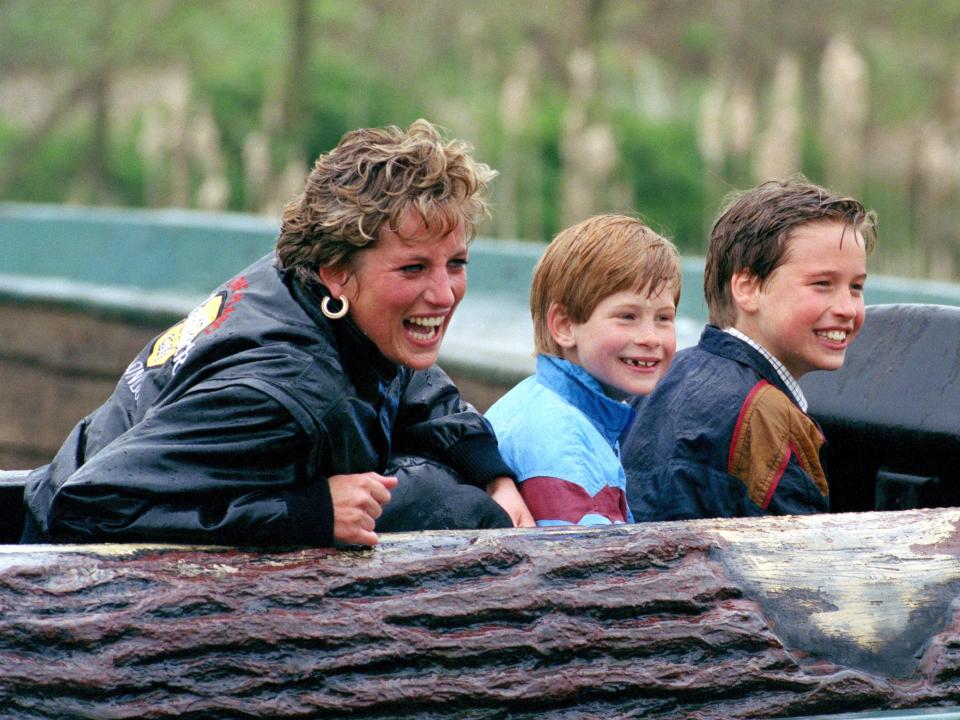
{"left": 321, "top": 295, "right": 349, "bottom": 320}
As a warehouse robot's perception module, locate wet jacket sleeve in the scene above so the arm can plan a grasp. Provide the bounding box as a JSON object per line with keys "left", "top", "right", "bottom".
{"left": 38, "top": 383, "right": 334, "bottom": 545}
{"left": 393, "top": 366, "right": 515, "bottom": 488}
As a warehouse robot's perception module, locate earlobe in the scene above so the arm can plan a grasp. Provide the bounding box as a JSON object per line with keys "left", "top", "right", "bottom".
{"left": 730, "top": 271, "right": 761, "bottom": 315}
{"left": 547, "top": 303, "right": 577, "bottom": 349}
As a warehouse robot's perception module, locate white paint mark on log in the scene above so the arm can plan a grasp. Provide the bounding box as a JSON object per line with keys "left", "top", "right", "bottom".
{"left": 715, "top": 509, "right": 960, "bottom": 652}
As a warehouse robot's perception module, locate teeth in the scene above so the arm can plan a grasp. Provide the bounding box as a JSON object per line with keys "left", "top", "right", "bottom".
{"left": 817, "top": 330, "right": 848, "bottom": 342}
{"left": 408, "top": 327, "right": 436, "bottom": 340}
{"left": 623, "top": 358, "right": 656, "bottom": 368}
{"left": 407, "top": 316, "right": 444, "bottom": 327}
{"left": 406, "top": 316, "right": 444, "bottom": 341}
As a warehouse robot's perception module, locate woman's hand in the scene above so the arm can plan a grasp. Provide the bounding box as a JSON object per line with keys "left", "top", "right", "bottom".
{"left": 329, "top": 472, "right": 398, "bottom": 546}
{"left": 486, "top": 476, "right": 535, "bottom": 528}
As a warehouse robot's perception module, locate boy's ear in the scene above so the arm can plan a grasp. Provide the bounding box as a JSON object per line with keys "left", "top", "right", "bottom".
{"left": 546, "top": 302, "right": 577, "bottom": 349}
{"left": 730, "top": 270, "right": 762, "bottom": 316}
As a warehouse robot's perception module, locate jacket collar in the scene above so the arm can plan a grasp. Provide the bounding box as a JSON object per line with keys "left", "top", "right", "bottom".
{"left": 535, "top": 355, "right": 635, "bottom": 445}
{"left": 698, "top": 324, "right": 797, "bottom": 402}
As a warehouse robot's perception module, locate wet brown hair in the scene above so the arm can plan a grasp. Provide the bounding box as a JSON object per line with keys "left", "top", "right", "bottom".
{"left": 276, "top": 119, "right": 496, "bottom": 285}
{"left": 704, "top": 176, "right": 878, "bottom": 327}
{"left": 531, "top": 214, "right": 681, "bottom": 356}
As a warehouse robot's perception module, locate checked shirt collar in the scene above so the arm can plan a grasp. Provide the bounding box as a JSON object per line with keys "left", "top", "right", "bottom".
{"left": 723, "top": 327, "right": 808, "bottom": 412}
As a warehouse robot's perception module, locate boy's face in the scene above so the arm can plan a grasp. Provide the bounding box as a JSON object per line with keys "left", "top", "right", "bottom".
{"left": 733, "top": 219, "right": 867, "bottom": 379}
{"left": 561, "top": 284, "right": 677, "bottom": 397}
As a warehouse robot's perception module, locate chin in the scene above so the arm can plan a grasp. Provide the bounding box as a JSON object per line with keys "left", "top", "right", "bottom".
{"left": 815, "top": 360, "right": 845, "bottom": 374}
{"left": 400, "top": 353, "right": 440, "bottom": 371}
{"left": 810, "top": 353, "right": 847, "bottom": 373}
{"left": 621, "top": 374, "right": 661, "bottom": 397}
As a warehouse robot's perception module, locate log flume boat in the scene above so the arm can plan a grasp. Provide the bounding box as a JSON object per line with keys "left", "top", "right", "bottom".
{"left": 0, "top": 304, "right": 958, "bottom": 719}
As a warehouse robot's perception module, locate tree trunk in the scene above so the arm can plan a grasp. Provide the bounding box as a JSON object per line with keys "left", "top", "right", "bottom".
{"left": 1, "top": 508, "right": 959, "bottom": 718}
{"left": 280, "top": 0, "right": 311, "bottom": 155}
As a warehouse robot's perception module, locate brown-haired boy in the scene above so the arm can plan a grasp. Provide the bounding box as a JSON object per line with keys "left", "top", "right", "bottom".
{"left": 622, "top": 177, "right": 877, "bottom": 520}
{"left": 486, "top": 215, "right": 681, "bottom": 525}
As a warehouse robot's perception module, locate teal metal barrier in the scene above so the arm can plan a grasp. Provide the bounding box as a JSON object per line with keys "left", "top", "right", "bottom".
{"left": 4, "top": 201, "right": 960, "bottom": 382}
{"left": 0, "top": 203, "right": 275, "bottom": 292}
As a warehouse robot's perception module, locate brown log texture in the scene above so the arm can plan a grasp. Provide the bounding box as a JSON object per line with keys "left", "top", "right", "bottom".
{"left": 1, "top": 509, "right": 959, "bottom": 719}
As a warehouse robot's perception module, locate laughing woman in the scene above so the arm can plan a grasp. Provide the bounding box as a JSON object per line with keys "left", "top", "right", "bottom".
{"left": 22, "top": 120, "right": 533, "bottom": 546}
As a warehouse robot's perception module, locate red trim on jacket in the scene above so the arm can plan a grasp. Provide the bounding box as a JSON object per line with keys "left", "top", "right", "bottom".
{"left": 727, "top": 380, "right": 770, "bottom": 476}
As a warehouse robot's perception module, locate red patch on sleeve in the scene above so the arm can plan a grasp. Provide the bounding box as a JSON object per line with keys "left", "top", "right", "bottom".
{"left": 520, "top": 476, "right": 628, "bottom": 524}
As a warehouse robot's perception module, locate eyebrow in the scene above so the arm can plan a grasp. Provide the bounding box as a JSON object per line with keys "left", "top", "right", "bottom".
{"left": 803, "top": 268, "right": 868, "bottom": 278}
{"left": 393, "top": 246, "right": 469, "bottom": 262}
{"left": 610, "top": 301, "right": 676, "bottom": 312}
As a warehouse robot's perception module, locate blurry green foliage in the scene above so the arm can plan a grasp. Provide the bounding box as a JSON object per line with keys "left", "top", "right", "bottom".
{"left": 615, "top": 114, "right": 707, "bottom": 253}
{"left": 106, "top": 128, "right": 148, "bottom": 207}
{"left": 1, "top": 0, "right": 959, "bottom": 278}
{"left": 0, "top": 122, "right": 88, "bottom": 203}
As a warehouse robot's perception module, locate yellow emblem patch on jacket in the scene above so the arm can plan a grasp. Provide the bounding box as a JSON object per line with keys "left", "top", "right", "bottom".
{"left": 146, "top": 293, "right": 225, "bottom": 368}
{"left": 727, "top": 380, "right": 828, "bottom": 509}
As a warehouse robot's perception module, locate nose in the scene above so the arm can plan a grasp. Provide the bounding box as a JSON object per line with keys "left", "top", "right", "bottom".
{"left": 833, "top": 290, "right": 860, "bottom": 319}
{"left": 634, "top": 320, "right": 662, "bottom": 347}
{"left": 424, "top": 268, "right": 457, "bottom": 307}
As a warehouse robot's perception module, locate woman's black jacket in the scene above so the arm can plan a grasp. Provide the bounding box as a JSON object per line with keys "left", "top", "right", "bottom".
{"left": 22, "top": 253, "right": 513, "bottom": 545}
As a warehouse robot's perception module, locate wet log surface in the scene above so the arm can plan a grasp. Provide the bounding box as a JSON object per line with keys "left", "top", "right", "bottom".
{"left": 1, "top": 509, "right": 959, "bottom": 719}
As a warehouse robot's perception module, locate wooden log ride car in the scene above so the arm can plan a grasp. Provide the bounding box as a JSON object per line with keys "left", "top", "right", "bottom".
{"left": 0, "top": 510, "right": 959, "bottom": 718}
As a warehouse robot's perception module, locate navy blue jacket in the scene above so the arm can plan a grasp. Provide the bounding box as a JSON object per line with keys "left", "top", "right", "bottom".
{"left": 623, "top": 326, "right": 829, "bottom": 521}
{"left": 22, "top": 253, "right": 512, "bottom": 545}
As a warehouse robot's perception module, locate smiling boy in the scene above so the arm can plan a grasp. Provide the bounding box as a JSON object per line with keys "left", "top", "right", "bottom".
{"left": 486, "top": 215, "right": 680, "bottom": 526}
{"left": 622, "top": 177, "right": 877, "bottom": 520}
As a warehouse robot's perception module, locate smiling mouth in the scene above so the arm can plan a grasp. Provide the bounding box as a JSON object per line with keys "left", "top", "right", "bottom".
{"left": 816, "top": 329, "right": 849, "bottom": 343}
{"left": 404, "top": 316, "right": 444, "bottom": 341}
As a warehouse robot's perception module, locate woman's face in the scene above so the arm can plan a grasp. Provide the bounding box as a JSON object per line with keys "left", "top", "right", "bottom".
{"left": 319, "top": 209, "right": 468, "bottom": 370}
